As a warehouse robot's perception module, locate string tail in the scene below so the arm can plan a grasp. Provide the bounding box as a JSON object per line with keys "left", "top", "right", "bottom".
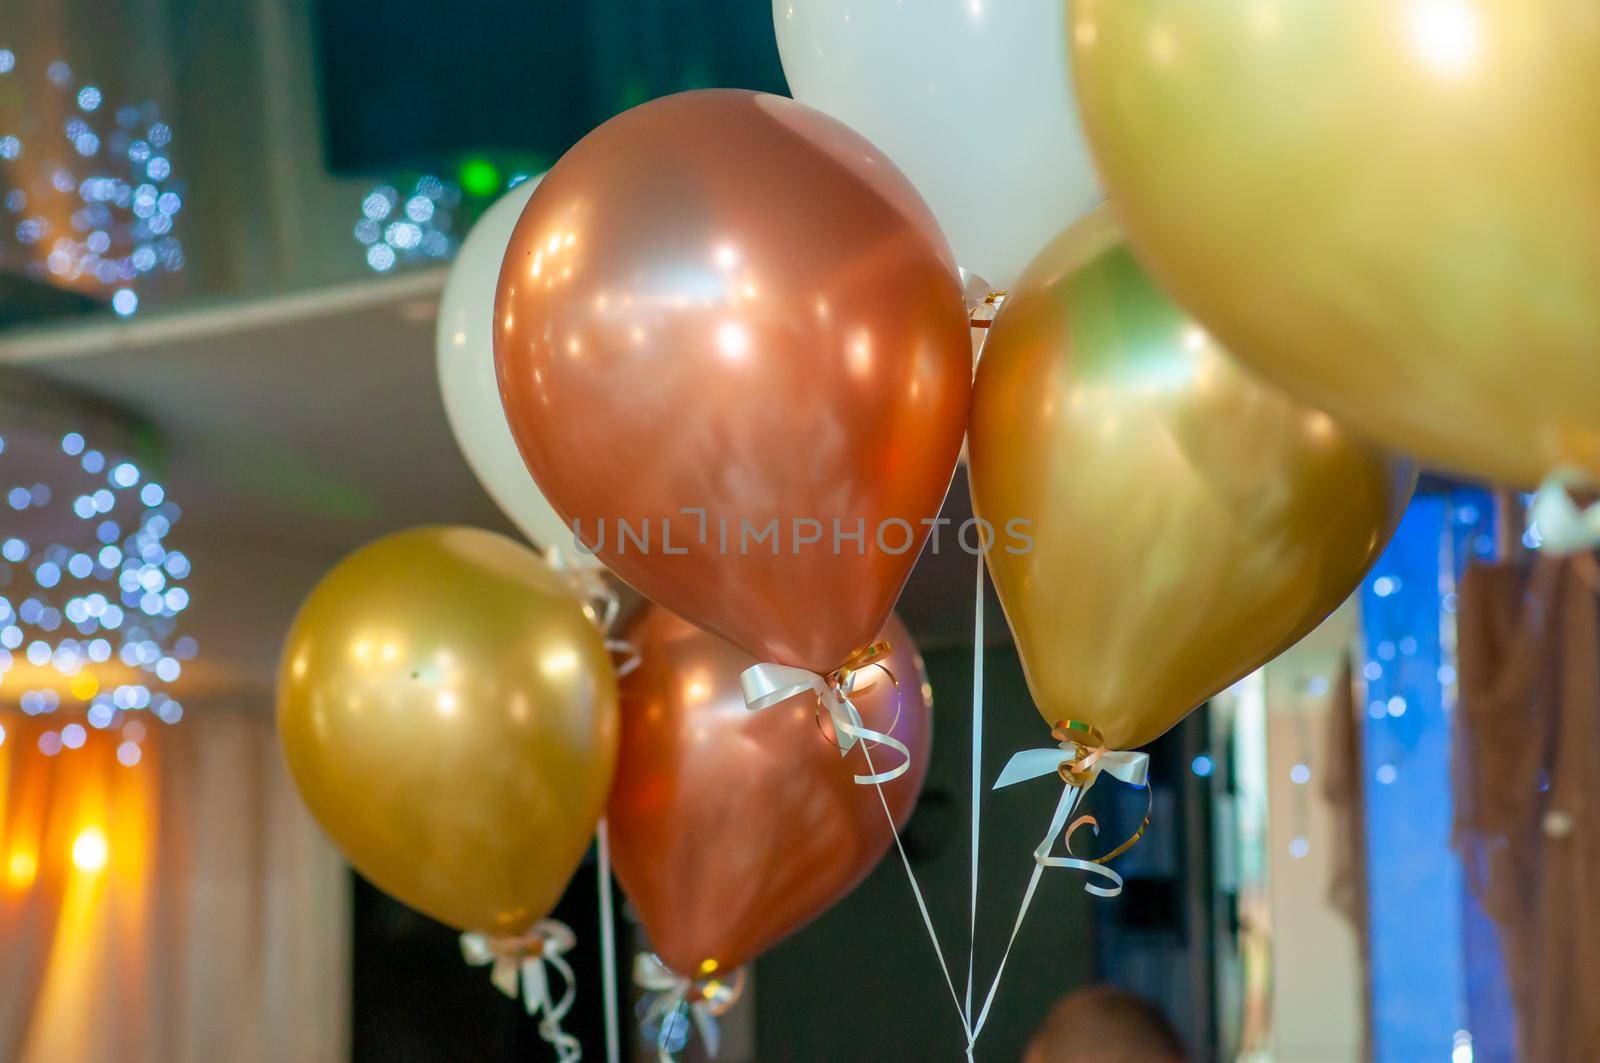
{"left": 857, "top": 736, "right": 973, "bottom": 1043}
{"left": 597, "top": 820, "right": 622, "bottom": 1063}
{"left": 968, "top": 724, "right": 1153, "bottom": 1051}
{"left": 460, "top": 920, "right": 582, "bottom": 1063}
{"left": 740, "top": 643, "right": 967, "bottom": 1046}
{"left": 965, "top": 548, "right": 986, "bottom": 1032}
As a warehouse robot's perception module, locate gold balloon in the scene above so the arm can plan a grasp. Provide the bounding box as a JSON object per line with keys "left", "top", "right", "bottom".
{"left": 277, "top": 527, "right": 618, "bottom": 934}
{"left": 969, "top": 211, "right": 1415, "bottom": 750}
{"left": 1072, "top": 0, "right": 1600, "bottom": 488}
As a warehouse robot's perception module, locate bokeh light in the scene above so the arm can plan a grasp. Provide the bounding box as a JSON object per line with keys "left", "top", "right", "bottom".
{"left": 0, "top": 49, "right": 186, "bottom": 314}
{"left": 0, "top": 427, "right": 194, "bottom": 761}
{"left": 70, "top": 825, "right": 108, "bottom": 872}
{"left": 353, "top": 173, "right": 459, "bottom": 273}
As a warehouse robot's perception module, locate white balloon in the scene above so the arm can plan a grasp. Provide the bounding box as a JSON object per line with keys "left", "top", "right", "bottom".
{"left": 437, "top": 178, "right": 601, "bottom": 568}
{"left": 774, "top": 0, "right": 1099, "bottom": 290}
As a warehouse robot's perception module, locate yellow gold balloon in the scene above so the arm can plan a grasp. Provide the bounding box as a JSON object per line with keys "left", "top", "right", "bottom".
{"left": 277, "top": 526, "right": 618, "bottom": 934}
{"left": 1072, "top": 0, "right": 1600, "bottom": 488}
{"left": 969, "top": 211, "right": 1415, "bottom": 750}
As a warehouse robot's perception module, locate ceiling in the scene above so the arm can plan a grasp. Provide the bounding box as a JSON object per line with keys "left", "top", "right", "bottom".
{"left": 0, "top": 274, "right": 1002, "bottom": 708}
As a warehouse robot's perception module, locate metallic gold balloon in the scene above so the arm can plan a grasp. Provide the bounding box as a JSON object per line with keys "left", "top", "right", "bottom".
{"left": 277, "top": 527, "right": 618, "bottom": 934}
{"left": 1072, "top": 0, "right": 1600, "bottom": 488}
{"left": 969, "top": 212, "right": 1415, "bottom": 750}
{"left": 607, "top": 607, "right": 931, "bottom": 978}
{"left": 494, "top": 90, "right": 971, "bottom": 675}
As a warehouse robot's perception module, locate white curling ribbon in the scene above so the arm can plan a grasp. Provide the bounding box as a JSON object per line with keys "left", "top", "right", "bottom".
{"left": 993, "top": 738, "right": 1149, "bottom": 899}
{"left": 605, "top": 637, "right": 642, "bottom": 678}
{"left": 546, "top": 546, "right": 639, "bottom": 677}
{"left": 460, "top": 921, "right": 582, "bottom": 1063}
{"left": 739, "top": 662, "right": 910, "bottom": 785}
{"left": 547, "top": 545, "right": 623, "bottom": 632}
{"left": 634, "top": 953, "right": 725, "bottom": 1062}
{"left": 1528, "top": 467, "right": 1600, "bottom": 555}
{"left": 966, "top": 738, "right": 1152, "bottom": 1050}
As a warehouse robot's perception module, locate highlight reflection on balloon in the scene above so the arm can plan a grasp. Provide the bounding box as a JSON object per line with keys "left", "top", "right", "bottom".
{"left": 1073, "top": 0, "right": 1600, "bottom": 487}
{"left": 969, "top": 211, "right": 1415, "bottom": 750}
{"left": 607, "top": 607, "right": 931, "bottom": 978}
{"left": 494, "top": 89, "right": 971, "bottom": 675}
{"left": 277, "top": 527, "right": 618, "bottom": 934}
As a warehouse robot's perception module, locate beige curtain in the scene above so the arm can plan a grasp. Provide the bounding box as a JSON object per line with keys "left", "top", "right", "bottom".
{"left": 1455, "top": 557, "right": 1600, "bottom": 1062}
{"left": 0, "top": 709, "right": 349, "bottom": 1062}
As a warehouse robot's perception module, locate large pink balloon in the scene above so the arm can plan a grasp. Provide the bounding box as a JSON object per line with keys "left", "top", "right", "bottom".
{"left": 494, "top": 90, "right": 971, "bottom": 674}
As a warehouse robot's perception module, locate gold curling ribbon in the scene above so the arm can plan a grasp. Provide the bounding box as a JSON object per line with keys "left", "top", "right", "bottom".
{"left": 1052, "top": 720, "right": 1152, "bottom": 866}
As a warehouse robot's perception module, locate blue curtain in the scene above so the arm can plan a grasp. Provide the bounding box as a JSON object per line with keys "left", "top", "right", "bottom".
{"left": 1359, "top": 488, "right": 1514, "bottom": 1062}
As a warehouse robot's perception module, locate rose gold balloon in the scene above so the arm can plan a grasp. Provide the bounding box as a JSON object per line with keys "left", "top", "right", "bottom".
{"left": 606, "top": 606, "right": 931, "bottom": 977}
{"left": 494, "top": 89, "right": 971, "bottom": 674}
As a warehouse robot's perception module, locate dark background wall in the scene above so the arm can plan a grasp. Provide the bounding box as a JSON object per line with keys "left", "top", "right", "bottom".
{"left": 312, "top": 0, "right": 789, "bottom": 175}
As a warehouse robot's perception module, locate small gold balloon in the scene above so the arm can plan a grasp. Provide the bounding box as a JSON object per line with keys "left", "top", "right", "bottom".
{"left": 969, "top": 211, "right": 1415, "bottom": 750}
{"left": 277, "top": 526, "right": 618, "bottom": 934}
{"left": 1072, "top": 0, "right": 1600, "bottom": 488}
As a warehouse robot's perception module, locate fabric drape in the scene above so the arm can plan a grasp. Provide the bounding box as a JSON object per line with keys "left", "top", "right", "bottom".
{"left": 1455, "top": 557, "right": 1600, "bottom": 1062}
{"left": 0, "top": 709, "right": 349, "bottom": 1063}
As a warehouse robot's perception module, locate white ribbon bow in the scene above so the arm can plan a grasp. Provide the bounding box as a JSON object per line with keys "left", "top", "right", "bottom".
{"left": 1529, "top": 467, "right": 1600, "bottom": 556}
{"left": 460, "top": 921, "right": 581, "bottom": 1062}
{"left": 993, "top": 744, "right": 1150, "bottom": 791}
{"left": 993, "top": 733, "right": 1150, "bottom": 900}
{"left": 633, "top": 953, "right": 727, "bottom": 1062}
{"left": 739, "top": 662, "right": 909, "bottom": 785}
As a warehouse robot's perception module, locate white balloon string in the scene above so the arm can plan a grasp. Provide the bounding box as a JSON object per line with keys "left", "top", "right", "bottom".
{"left": 857, "top": 735, "right": 973, "bottom": 1043}
{"left": 597, "top": 819, "right": 621, "bottom": 1063}
{"left": 964, "top": 548, "right": 985, "bottom": 1054}
{"left": 742, "top": 650, "right": 962, "bottom": 1038}
{"left": 967, "top": 782, "right": 1091, "bottom": 1048}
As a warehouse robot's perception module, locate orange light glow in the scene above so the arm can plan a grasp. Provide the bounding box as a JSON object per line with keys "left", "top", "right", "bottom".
{"left": 1, "top": 712, "right": 158, "bottom": 1060}
{"left": 7, "top": 850, "right": 38, "bottom": 888}
{"left": 70, "top": 827, "right": 109, "bottom": 873}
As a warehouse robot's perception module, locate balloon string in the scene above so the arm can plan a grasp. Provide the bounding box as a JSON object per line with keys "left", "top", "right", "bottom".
{"left": 856, "top": 737, "right": 973, "bottom": 1043}
{"left": 964, "top": 548, "right": 985, "bottom": 1057}
{"left": 966, "top": 801, "right": 1061, "bottom": 1049}
{"left": 962, "top": 293, "right": 1002, "bottom": 1061}
{"left": 597, "top": 818, "right": 621, "bottom": 1063}
{"left": 970, "top": 781, "right": 1091, "bottom": 1048}
{"left": 967, "top": 774, "right": 1136, "bottom": 1052}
